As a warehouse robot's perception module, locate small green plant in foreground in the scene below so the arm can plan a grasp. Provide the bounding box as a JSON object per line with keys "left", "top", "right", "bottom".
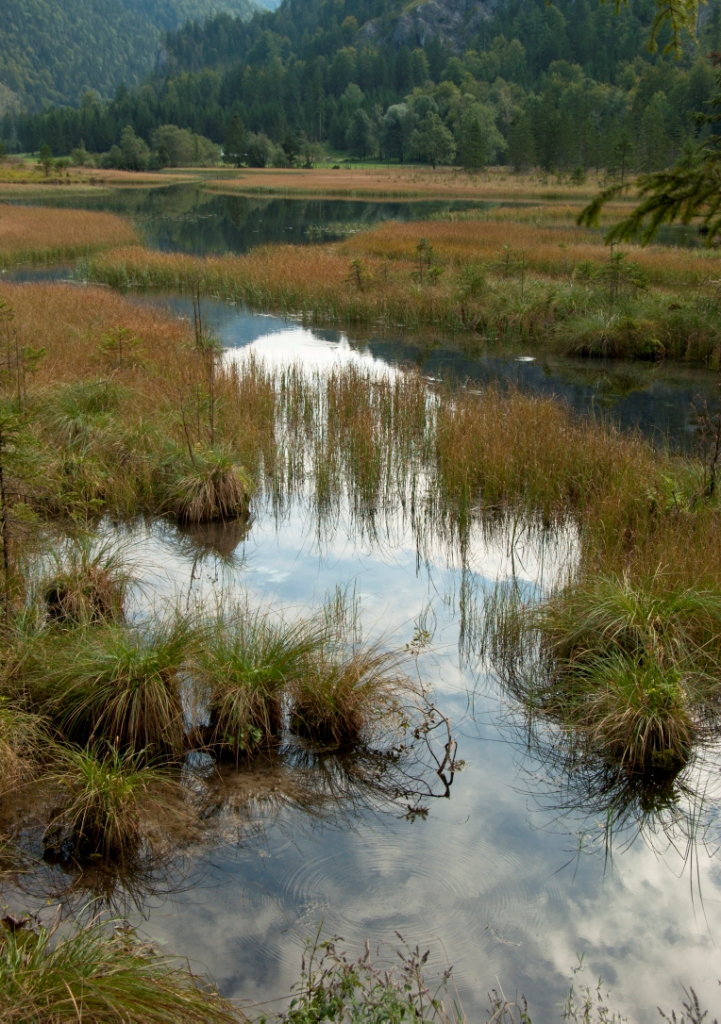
{"left": 261, "top": 932, "right": 467, "bottom": 1024}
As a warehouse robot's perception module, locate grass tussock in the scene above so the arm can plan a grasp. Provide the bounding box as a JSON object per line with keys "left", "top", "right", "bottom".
{"left": 198, "top": 608, "right": 327, "bottom": 758}
{"left": 290, "top": 644, "right": 411, "bottom": 748}
{"left": 44, "top": 745, "right": 171, "bottom": 861}
{"left": 32, "top": 615, "right": 198, "bottom": 758}
{"left": 518, "top": 575, "right": 721, "bottom": 771}
{"left": 167, "top": 449, "right": 253, "bottom": 524}
{"left": 340, "top": 218, "right": 720, "bottom": 288}
{"left": 0, "top": 914, "right": 241, "bottom": 1023}
{"left": 0, "top": 204, "right": 137, "bottom": 266}
{"left": 42, "top": 541, "right": 130, "bottom": 625}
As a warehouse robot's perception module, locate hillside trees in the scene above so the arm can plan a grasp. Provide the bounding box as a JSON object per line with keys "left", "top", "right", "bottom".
{"left": 3, "top": 0, "right": 718, "bottom": 174}
{"left": 223, "top": 112, "right": 246, "bottom": 165}
{"left": 0, "top": 0, "right": 258, "bottom": 109}
{"left": 410, "top": 112, "right": 456, "bottom": 167}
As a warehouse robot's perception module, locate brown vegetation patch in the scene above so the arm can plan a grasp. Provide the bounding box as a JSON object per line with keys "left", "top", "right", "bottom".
{"left": 0, "top": 205, "right": 137, "bottom": 266}
{"left": 204, "top": 165, "right": 623, "bottom": 202}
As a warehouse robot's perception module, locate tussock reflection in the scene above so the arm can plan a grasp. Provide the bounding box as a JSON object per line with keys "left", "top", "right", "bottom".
{"left": 0, "top": 701, "right": 456, "bottom": 919}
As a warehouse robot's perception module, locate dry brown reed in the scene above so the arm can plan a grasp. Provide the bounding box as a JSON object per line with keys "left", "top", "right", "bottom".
{"left": 0, "top": 281, "right": 190, "bottom": 383}
{"left": 435, "top": 200, "right": 635, "bottom": 226}
{"left": 0, "top": 205, "right": 137, "bottom": 266}
{"left": 80, "top": 218, "right": 721, "bottom": 362}
{"left": 0, "top": 703, "right": 47, "bottom": 797}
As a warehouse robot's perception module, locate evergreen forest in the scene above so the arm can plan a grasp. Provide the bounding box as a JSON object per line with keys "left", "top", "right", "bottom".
{"left": 0, "top": 0, "right": 262, "bottom": 110}
{"left": 4, "top": 0, "right": 721, "bottom": 171}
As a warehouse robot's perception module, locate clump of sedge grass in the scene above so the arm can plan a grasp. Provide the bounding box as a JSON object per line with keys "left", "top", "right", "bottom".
{"left": 37, "top": 614, "right": 199, "bottom": 758}
{"left": 42, "top": 540, "right": 130, "bottom": 625}
{"left": 527, "top": 575, "right": 721, "bottom": 771}
{"left": 198, "top": 607, "right": 327, "bottom": 758}
{"left": 165, "top": 448, "right": 253, "bottom": 524}
{"left": 559, "top": 651, "right": 697, "bottom": 771}
{"left": 555, "top": 308, "right": 663, "bottom": 360}
{"left": 43, "top": 745, "right": 171, "bottom": 862}
{"left": 290, "top": 644, "right": 411, "bottom": 748}
{"left": 540, "top": 574, "right": 721, "bottom": 663}
{"left": 0, "top": 914, "right": 241, "bottom": 1023}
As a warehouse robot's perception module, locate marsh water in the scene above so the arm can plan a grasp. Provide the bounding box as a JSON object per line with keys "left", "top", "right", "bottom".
{"left": 5, "top": 186, "right": 721, "bottom": 1020}
{"left": 6, "top": 181, "right": 497, "bottom": 254}
{"left": 11, "top": 302, "right": 721, "bottom": 1022}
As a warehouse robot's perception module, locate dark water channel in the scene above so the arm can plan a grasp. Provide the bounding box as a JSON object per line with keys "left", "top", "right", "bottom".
{"left": 4, "top": 190, "right": 721, "bottom": 1021}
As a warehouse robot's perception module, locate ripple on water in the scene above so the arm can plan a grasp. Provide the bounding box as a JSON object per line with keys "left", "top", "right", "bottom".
{"left": 266, "top": 812, "right": 566, "bottom": 986}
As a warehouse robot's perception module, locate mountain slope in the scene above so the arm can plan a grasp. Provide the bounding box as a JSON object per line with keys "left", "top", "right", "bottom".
{"left": 0, "top": 0, "right": 260, "bottom": 110}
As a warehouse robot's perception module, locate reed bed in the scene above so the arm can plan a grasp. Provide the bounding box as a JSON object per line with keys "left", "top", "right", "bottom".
{"left": 3, "top": 280, "right": 721, "bottom": 796}
{"left": 340, "top": 219, "right": 721, "bottom": 287}
{"left": 0, "top": 280, "right": 714, "bottom": 578}
{"left": 203, "top": 165, "right": 611, "bottom": 202}
{"left": 80, "top": 230, "right": 721, "bottom": 363}
{"left": 0, "top": 205, "right": 137, "bottom": 266}
{"left": 432, "top": 200, "right": 636, "bottom": 226}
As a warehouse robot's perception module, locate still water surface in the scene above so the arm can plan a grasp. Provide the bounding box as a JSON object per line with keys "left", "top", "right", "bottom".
{"left": 7, "top": 182, "right": 492, "bottom": 255}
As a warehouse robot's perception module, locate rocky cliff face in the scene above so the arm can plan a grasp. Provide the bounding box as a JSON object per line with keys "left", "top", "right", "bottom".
{"left": 357, "top": 0, "right": 501, "bottom": 54}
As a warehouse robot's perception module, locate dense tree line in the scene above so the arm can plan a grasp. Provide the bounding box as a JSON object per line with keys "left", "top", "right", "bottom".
{"left": 4, "top": 0, "right": 721, "bottom": 171}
